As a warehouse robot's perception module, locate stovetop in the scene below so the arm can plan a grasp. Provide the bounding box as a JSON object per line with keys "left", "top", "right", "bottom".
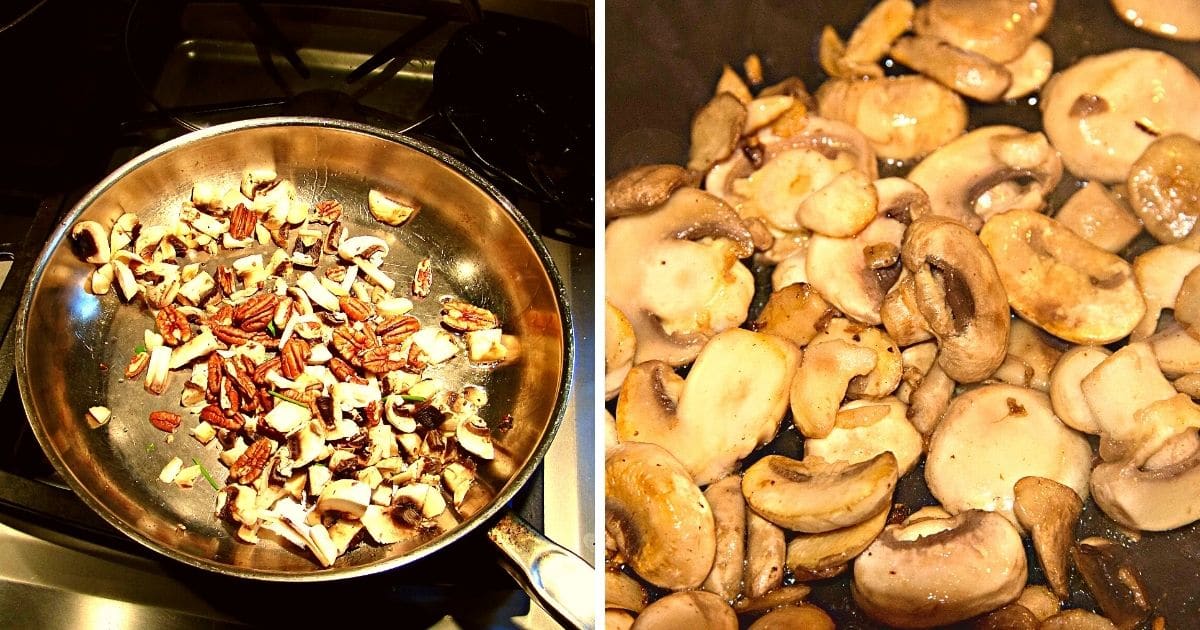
{"left": 0, "top": 1, "right": 593, "bottom": 628}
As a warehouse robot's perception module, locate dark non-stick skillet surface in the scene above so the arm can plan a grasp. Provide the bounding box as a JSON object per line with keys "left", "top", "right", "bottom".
{"left": 608, "top": 1, "right": 1200, "bottom": 626}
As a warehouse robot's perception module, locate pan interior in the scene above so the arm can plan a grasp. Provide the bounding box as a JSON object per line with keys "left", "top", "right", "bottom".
{"left": 18, "top": 119, "right": 567, "bottom": 578}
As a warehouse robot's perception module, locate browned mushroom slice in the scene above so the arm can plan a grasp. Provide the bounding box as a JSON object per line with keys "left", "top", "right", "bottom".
{"left": 790, "top": 340, "right": 878, "bottom": 438}
{"left": 688, "top": 93, "right": 747, "bottom": 173}
{"left": 1040, "top": 610, "right": 1119, "bottom": 630}
{"left": 604, "top": 301, "right": 636, "bottom": 400}
{"left": 616, "top": 329, "right": 799, "bottom": 485}
{"left": 1110, "top": 0, "right": 1200, "bottom": 40}
{"left": 742, "top": 453, "right": 898, "bottom": 533}
{"left": 1131, "top": 243, "right": 1200, "bottom": 340}
{"left": 809, "top": 318, "right": 902, "bottom": 398}
{"left": 752, "top": 282, "right": 836, "bottom": 347}
{"left": 605, "top": 187, "right": 755, "bottom": 366}
{"left": 880, "top": 272, "right": 934, "bottom": 347}
{"left": 902, "top": 216, "right": 1010, "bottom": 382}
{"left": 1091, "top": 432, "right": 1200, "bottom": 531}
{"left": 1127, "top": 134, "right": 1200, "bottom": 244}
{"left": 605, "top": 570, "right": 649, "bottom": 613}
{"left": 890, "top": 35, "right": 1013, "bottom": 102}
{"left": 1016, "top": 585, "right": 1062, "bottom": 621}
{"left": 926, "top": 384, "right": 1093, "bottom": 525}
{"left": 701, "top": 475, "right": 744, "bottom": 601}
{"left": 1002, "top": 39, "right": 1054, "bottom": 100}
{"left": 852, "top": 510, "right": 1027, "bottom": 628}
{"left": 988, "top": 318, "right": 1064, "bottom": 392}
{"left": 786, "top": 504, "right": 889, "bottom": 576}
{"left": 816, "top": 75, "right": 967, "bottom": 160}
{"left": 1013, "top": 476, "right": 1083, "bottom": 599}
{"left": 975, "top": 604, "right": 1039, "bottom": 630}
{"left": 1149, "top": 323, "right": 1200, "bottom": 378}
{"left": 806, "top": 397, "right": 923, "bottom": 475}
{"left": 897, "top": 341, "right": 937, "bottom": 404}
{"left": 907, "top": 126, "right": 1062, "bottom": 231}
{"left": 1070, "top": 537, "right": 1152, "bottom": 629}
{"left": 1041, "top": 49, "right": 1200, "bottom": 183}
{"left": 913, "top": 0, "right": 1051, "bottom": 63}
{"left": 844, "top": 0, "right": 914, "bottom": 64}
{"left": 1079, "top": 343, "right": 1187, "bottom": 462}
{"left": 744, "top": 510, "right": 785, "bottom": 598}
{"left": 630, "top": 590, "right": 737, "bottom": 630}
{"left": 604, "top": 165, "right": 693, "bottom": 220}
{"left": 906, "top": 349, "right": 957, "bottom": 436}
{"left": 748, "top": 604, "right": 836, "bottom": 630}
{"left": 606, "top": 609, "right": 635, "bottom": 630}
{"left": 819, "top": 26, "right": 883, "bottom": 80}
{"left": 605, "top": 442, "right": 715, "bottom": 590}
{"left": 980, "top": 209, "right": 1144, "bottom": 344}
{"left": 1054, "top": 181, "right": 1142, "bottom": 254}
{"left": 733, "top": 585, "right": 812, "bottom": 615}
{"left": 715, "top": 64, "right": 752, "bottom": 104}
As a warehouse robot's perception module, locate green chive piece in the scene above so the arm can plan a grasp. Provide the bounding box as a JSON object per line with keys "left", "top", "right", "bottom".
{"left": 193, "top": 458, "right": 221, "bottom": 491}
{"left": 267, "top": 321, "right": 278, "bottom": 337}
{"left": 134, "top": 344, "right": 147, "bottom": 355}
{"left": 145, "top": 443, "right": 156, "bottom": 453}
{"left": 268, "top": 390, "right": 307, "bottom": 407}
{"left": 401, "top": 394, "right": 428, "bottom": 403}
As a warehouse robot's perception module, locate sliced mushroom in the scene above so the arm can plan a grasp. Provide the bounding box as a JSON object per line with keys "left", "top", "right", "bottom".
{"left": 975, "top": 605, "right": 1039, "bottom": 630}
{"left": 902, "top": 215, "right": 1010, "bottom": 382}
{"left": 747, "top": 605, "right": 836, "bottom": 630}
{"left": 907, "top": 359, "right": 956, "bottom": 436}
{"left": 980, "top": 209, "right": 1144, "bottom": 344}
{"left": 912, "top": 0, "right": 1049, "bottom": 63}
{"left": 743, "top": 95, "right": 796, "bottom": 135}
{"left": 606, "top": 442, "right": 715, "bottom": 590}
{"left": 1013, "top": 476, "right": 1083, "bottom": 599}
{"left": 805, "top": 397, "right": 923, "bottom": 475}
{"left": 606, "top": 609, "right": 635, "bottom": 630}
{"left": 605, "top": 187, "right": 754, "bottom": 366}
{"left": 744, "top": 511, "right": 785, "bottom": 598}
{"left": 367, "top": 189, "right": 418, "bottom": 226}
{"left": 817, "top": 75, "right": 967, "bottom": 160}
{"left": 605, "top": 570, "right": 648, "bottom": 613}
{"left": 890, "top": 35, "right": 1013, "bottom": 102}
{"left": 907, "top": 126, "right": 1062, "bottom": 231}
{"left": 843, "top": 0, "right": 914, "bottom": 65}
{"left": 1039, "top": 610, "right": 1119, "bottom": 630}
{"left": 1002, "top": 39, "right": 1054, "bottom": 100}
{"left": 315, "top": 479, "right": 371, "bottom": 519}
{"left": 880, "top": 273, "right": 934, "bottom": 346}
{"left": 616, "top": 329, "right": 799, "bottom": 485}
{"left": 786, "top": 503, "right": 889, "bottom": 576}
{"left": 789, "top": 339, "right": 878, "bottom": 438}
{"left": 71, "top": 221, "right": 111, "bottom": 264}
{"left": 1049, "top": 345, "right": 1111, "bottom": 435}
{"left": 796, "top": 169, "right": 878, "bottom": 238}
{"left": 819, "top": 25, "right": 883, "bottom": 80}
{"left": 1131, "top": 244, "right": 1200, "bottom": 340}
{"left": 1070, "top": 537, "right": 1152, "bottom": 628}
{"left": 605, "top": 165, "right": 692, "bottom": 220}
{"left": 1127, "top": 134, "right": 1200, "bottom": 244}
{"left": 897, "top": 341, "right": 937, "bottom": 404}
{"left": 604, "top": 301, "right": 636, "bottom": 400}
{"left": 1111, "top": 0, "right": 1200, "bottom": 40}
{"left": 714, "top": 64, "right": 752, "bottom": 104}
{"left": 1091, "top": 430, "right": 1200, "bottom": 531}
{"left": 741, "top": 452, "right": 898, "bottom": 533}
{"left": 733, "top": 585, "right": 812, "bottom": 615}
{"left": 629, "top": 591, "right": 736, "bottom": 630}
{"left": 688, "top": 93, "right": 747, "bottom": 173}
{"left": 1080, "top": 342, "right": 1179, "bottom": 459}
{"left": 751, "top": 282, "right": 836, "bottom": 347}
{"left": 1016, "top": 585, "right": 1062, "bottom": 621}
{"left": 1054, "top": 181, "right": 1143, "bottom": 254}
{"left": 700, "top": 475, "right": 744, "bottom": 601}
{"left": 809, "top": 318, "right": 902, "bottom": 398}
{"left": 1041, "top": 49, "right": 1200, "bottom": 183}
{"left": 1148, "top": 322, "right": 1200, "bottom": 378}
{"left": 989, "top": 318, "right": 1064, "bottom": 392}
{"left": 852, "top": 510, "right": 1027, "bottom": 628}
{"left": 926, "top": 384, "right": 1093, "bottom": 525}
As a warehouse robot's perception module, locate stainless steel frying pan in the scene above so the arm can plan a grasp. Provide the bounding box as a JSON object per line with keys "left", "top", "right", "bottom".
{"left": 16, "top": 117, "right": 592, "bottom": 627}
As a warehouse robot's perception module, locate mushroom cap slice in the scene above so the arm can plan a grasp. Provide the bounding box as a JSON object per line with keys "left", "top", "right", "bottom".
{"left": 1070, "top": 537, "right": 1152, "bottom": 628}
{"left": 853, "top": 510, "right": 1027, "bottom": 628}
{"left": 629, "top": 590, "right": 736, "bottom": 630}
{"left": 605, "top": 442, "right": 716, "bottom": 590}
{"left": 889, "top": 35, "right": 1013, "bottom": 102}
{"left": 809, "top": 318, "right": 902, "bottom": 398}
{"left": 700, "top": 475, "right": 745, "bottom": 601}
{"left": 786, "top": 504, "right": 889, "bottom": 574}
{"left": 980, "top": 209, "right": 1144, "bottom": 344}
{"left": 816, "top": 75, "right": 967, "bottom": 160}
{"left": 604, "top": 301, "right": 636, "bottom": 400}
{"left": 1039, "top": 610, "right": 1119, "bottom": 630}
{"left": 742, "top": 452, "right": 898, "bottom": 533}
{"left": 902, "top": 215, "right": 1010, "bottom": 382}
{"left": 913, "top": 0, "right": 1048, "bottom": 63}
{"left": 747, "top": 605, "right": 835, "bottom": 630}
{"left": 1127, "top": 134, "right": 1200, "bottom": 244}
{"left": 1049, "top": 345, "right": 1111, "bottom": 435}
{"left": 805, "top": 397, "right": 923, "bottom": 476}
{"left": 605, "top": 164, "right": 692, "bottom": 220}
{"left": 1040, "top": 49, "right": 1200, "bottom": 183}
{"left": 605, "top": 187, "right": 755, "bottom": 366}
{"left": 1054, "top": 181, "right": 1142, "bottom": 254}
{"left": 1013, "top": 476, "right": 1083, "bottom": 599}
{"left": 926, "top": 384, "right": 1093, "bottom": 525}
{"left": 1091, "top": 438, "right": 1200, "bottom": 531}
{"left": 790, "top": 339, "right": 878, "bottom": 439}
{"left": 907, "top": 126, "right": 1062, "bottom": 231}
{"left": 606, "top": 609, "right": 635, "bottom": 630}
{"left": 616, "top": 329, "right": 800, "bottom": 485}
{"left": 1110, "top": 0, "right": 1200, "bottom": 41}
{"left": 605, "top": 570, "right": 649, "bottom": 613}
{"left": 1002, "top": 39, "right": 1054, "bottom": 100}
{"left": 688, "top": 93, "right": 747, "bottom": 173}
{"left": 752, "top": 282, "right": 836, "bottom": 347}
{"left": 1131, "top": 244, "right": 1200, "bottom": 340}
{"left": 744, "top": 510, "right": 786, "bottom": 598}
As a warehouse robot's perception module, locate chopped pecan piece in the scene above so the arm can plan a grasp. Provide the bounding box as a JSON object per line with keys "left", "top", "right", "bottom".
{"left": 149, "top": 410, "right": 182, "bottom": 433}
{"left": 155, "top": 305, "right": 193, "bottom": 346}
{"left": 313, "top": 199, "right": 343, "bottom": 224}
{"left": 441, "top": 301, "right": 499, "bottom": 332}
{"left": 324, "top": 265, "right": 347, "bottom": 283}
{"left": 233, "top": 292, "right": 277, "bottom": 332}
{"left": 328, "top": 357, "right": 357, "bottom": 382}
{"left": 200, "top": 404, "right": 244, "bottom": 431}
{"left": 222, "top": 355, "right": 257, "bottom": 399}
{"left": 213, "top": 324, "right": 255, "bottom": 345}
{"left": 125, "top": 352, "right": 150, "bottom": 378}
{"left": 325, "top": 221, "right": 346, "bottom": 254}
{"left": 359, "top": 344, "right": 409, "bottom": 373}
{"left": 206, "top": 354, "right": 223, "bottom": 400}
{"left": 228, "top": 203, "right": 257, "bottom": 239}
{"left": 412, "top": 258, "right": 432, "bottom": 298}
{"left": 222, "top": 376, "right": 241, "bottom": 415}
{"left": 215, "top": 266, "right": 236, "bottom": 297}
{"left": 331, "top": 325, "right": 374, "bottom": 366}
{"left": 281, "top": 339, "right": 311, "bottom": 380}
{"left": 229, "top": 438, "right": 273, "bottom": 484}
{"left": 253, "top": 356, "right": 283, "bottom": 384}
{"left": 377, "top": 315, "right": 420, "bottom": 344}
{"left": 339, "top": 296, "right": 373, "bottom": 322}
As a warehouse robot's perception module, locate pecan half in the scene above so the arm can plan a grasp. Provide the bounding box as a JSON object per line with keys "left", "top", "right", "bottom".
{"left": 125, "top": 352, "right": 150, "bottom": 378}
{"left": 229, "top": 438, "right": 273, "bottom": 484}
{"left": 281, "top": 339, "right": 311, "bottom": 380}
{"left": 155, "top": 305, "right": 193, "bottom": 346}
{"left": 222, "top": 376, "right": 241, "bottom": 415}
{"left": 253, "top": 356, "right": 283, "bottom": 384}
{"left": 313, "top": 199, "right": 343, "bottom": 224}
{"left": 223, "top": 355, "right": 257, "bottom": 399}
{"left": 206, "top": 354, "right": 223, "bottom": 400}
{"left": 200, "top": 404, "right": 244, "bottom": 431}
{"left": 441, "top": 301, "right": 499, "bottom": 332}
{"left": 412, "top": 258, "right": 432, "bottom": 298}
{"left": 339, "top": 296, "right": 373, "bottom": 322}
{"left": 233, "top": 292, "right": 277, "bottom": 332}
{"left": 213, "top": 324, "right": 255, "bottom": 346}
{"left": 328, "top": 357, "right": 357, "bottom": 382}
{"left": 331, "top": 325, "right": 374, "bottom": 366}
{"left": 377, "top": 315, "right": 420, "bottom": 344}
{"left": 149, "top": 410, "right": 181, "bottom": 433}
{"left": 215, "top": 266, "right": 236, "bottom": 297}
{"left": 359, "top": 344, "right": 409, "bottom": 373}
{"left": 228, "top": 203, "right": 258, "bottom": 239}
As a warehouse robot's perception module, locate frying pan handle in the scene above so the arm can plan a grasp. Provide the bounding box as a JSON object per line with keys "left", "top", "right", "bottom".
{"left": 487, "top": 511, "right": 596, "bottom": 630}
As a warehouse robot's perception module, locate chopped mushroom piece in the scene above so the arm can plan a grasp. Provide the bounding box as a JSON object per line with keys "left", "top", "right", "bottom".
{"left": 367, "top": 189, "right": 418, "bottom": 226}
{"left": 1054, "top": 181, "right": 1143, "bottom": 254}
{"left": 988, "top": 318, "right": 1064, "bottom": 392}
{"left": 741, "top": 452, "right": 898, "bottom": 533}
{"left": 805, "top": 397, "right": 923, "bottom": 475}
{"left": 1091, "top": 434, "right": 1200, "bottom": 531}
{"left": 604, "top": 301, "right": 636, "bottom": 400}
{"left": 810, "top": 319, "right": 902, "bottom": 399}
{"left": 1080, "top": 342, "right": 1179, "bottom": 459}
{"left": 700, "top": 476, "right": 745, "bottom": 601}
{"left": 852, "top": 510, "right": 1027, "bottom": 628}
{"left": 796, "top": 169, "right": 877, "bottom": 238}
{"left": 1127, "top": 134, "right": 1200, "bottom": 244}
{"left": 1110, "top": 0, "right": 1200, "bottom": 40}
{"left": 912, "top": 0, "right": 1050, "bottom": 63}
{"left": 1013, "top": 476, "right": 1083, "bottom": 599}
{"left": 1040, "top": 49, "right": 1200, "bottom": 183}
{"left": 605, "top": 570, "right": 648, "bottom": 614}
{"left": 789, "top": 339, "right": 878, "bottom": 439}
{"left": 688, "top": 93, "right": 747, "bottom": 173}
{"left": 604, "top": 165, "right": 692, "bottom": 220}
{"left": 747, "top": 605, "right": 836, "bottom": 630}
{"left": 786, "top": 504, "right": 889, "bottom": 577}
{"left": 629, "top": 591, "right": 737, "bottom": 630}
{"left": 816, "top": 75, "right": 967, "bottom": 160}
{"left": 732, "top": 585, "right": 812, "bottom": 615}
{"left": 606, "top": 442, "right": 716, "bottom": 590}
{"left": 744, "top": 511, "right": 785, "bottom": 598}
{"left": 1002, "top": 39, "right": 1054, "bottom": 100}
{"left": 1016, "top": 585, "right": 1062, "bottom": 621}
{"left": 1070, "top": 537, "right": 1152, "bottom": 628}
{"left": 1131, "top": 244, "right": 1200, "bottom": 340}
{"left": 1049, "top": 345, "right": 1111, "bottom": 435}
{"left": 751, "top": 282, "right": 836, "bottom": 347}
{"left": 1039, "top": 610, "right": 1119, "bottom": 630}
{"left": 890, "top": 35, "right": 1013, "bottom": 102}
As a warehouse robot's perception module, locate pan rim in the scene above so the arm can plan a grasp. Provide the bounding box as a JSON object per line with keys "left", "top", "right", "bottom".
{"left": 14, "top": 115, "right": 575, "bottom": 581}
